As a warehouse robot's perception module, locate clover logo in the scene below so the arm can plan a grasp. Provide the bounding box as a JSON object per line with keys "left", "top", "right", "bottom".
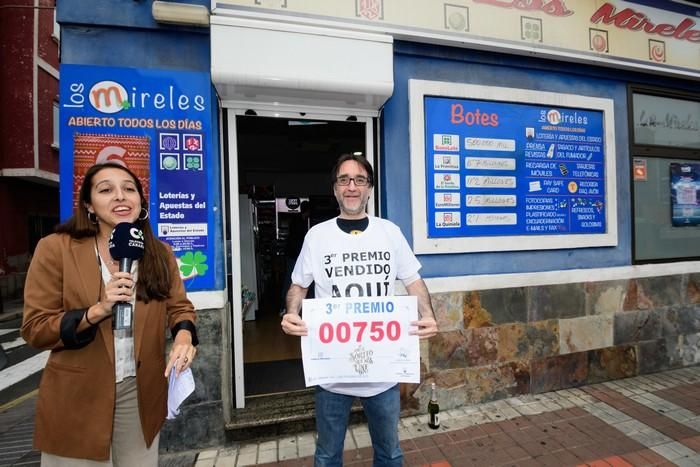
{"left": 179, "top": 251, "right": 208, "bottom": 277}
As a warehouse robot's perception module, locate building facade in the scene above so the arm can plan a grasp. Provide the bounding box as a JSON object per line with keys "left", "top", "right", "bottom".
{"left": 0, "top": 0, "right": 60, "bottom": 308}
{"left": 57, "top": 0, "right": 700, "bottom": 452}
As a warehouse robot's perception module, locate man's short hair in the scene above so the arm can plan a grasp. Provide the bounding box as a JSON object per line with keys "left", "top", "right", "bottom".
{"left": 332, "top": 154, "right": 374, "bottom": 187}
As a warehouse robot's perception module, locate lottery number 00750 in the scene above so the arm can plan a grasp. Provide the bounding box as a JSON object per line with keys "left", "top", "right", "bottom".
{"left": 318, "top": 321, "right": 401, "bottom": 344}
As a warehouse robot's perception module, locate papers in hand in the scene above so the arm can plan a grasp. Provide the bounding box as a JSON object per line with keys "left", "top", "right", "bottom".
{"left": 167, "top": 365, "right": 195, "bottom": 420}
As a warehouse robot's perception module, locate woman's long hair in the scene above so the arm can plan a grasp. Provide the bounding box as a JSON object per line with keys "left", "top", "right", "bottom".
{"left": 55, "top": 163, "right": 171, "bottom": 302}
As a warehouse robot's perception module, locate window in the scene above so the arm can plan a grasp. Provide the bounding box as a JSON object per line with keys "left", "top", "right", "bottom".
{"left": 52, "top": 102, "right": 59, "bottom": 148}
{"left": 630, "top": 87, "right": 700, "bottom": 262}
{"left": 52, "top": 7, "right": 60, "bottom": 42}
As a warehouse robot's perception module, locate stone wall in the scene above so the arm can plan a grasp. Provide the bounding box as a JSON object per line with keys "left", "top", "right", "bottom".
{"left": 403, "top": 273, "right": 700, "bottom": 412}
{"left": 160, "top": 307, "right": 225, "bottom": 454}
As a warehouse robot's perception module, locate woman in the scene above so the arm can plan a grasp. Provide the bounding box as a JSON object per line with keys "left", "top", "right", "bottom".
{"left": 21, "top": 162, "right": 198, "bottom": 466}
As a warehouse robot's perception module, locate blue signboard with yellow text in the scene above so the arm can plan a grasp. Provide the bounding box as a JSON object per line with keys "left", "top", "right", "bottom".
{"left": 59, "top": 64, "right": 216, "bottom": 291}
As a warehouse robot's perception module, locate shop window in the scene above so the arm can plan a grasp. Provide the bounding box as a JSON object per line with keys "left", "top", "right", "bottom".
{"left": 630, "top": 87, "right": 700, "bottom": 262}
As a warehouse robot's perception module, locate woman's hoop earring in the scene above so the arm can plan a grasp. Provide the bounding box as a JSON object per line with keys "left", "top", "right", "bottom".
{"left": 138, "top": 207, "right": 149, "bottom": 221}
{"left": 87, "top": 211, "right": 98, "bottom": 224}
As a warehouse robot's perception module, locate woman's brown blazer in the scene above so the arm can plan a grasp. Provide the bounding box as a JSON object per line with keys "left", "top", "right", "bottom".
{"left": 21, "top": 233, "right": 197, "bottom": 460}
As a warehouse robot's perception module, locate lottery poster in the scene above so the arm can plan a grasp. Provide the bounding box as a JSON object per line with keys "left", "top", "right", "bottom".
{"left": 59, "top": 64, "right": 216, "bottom": 290}
{"left": 671, "top": 163, "right": 700, "bottom": 227}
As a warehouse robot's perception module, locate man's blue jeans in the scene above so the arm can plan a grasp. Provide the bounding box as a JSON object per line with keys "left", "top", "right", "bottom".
{"left": 314, "top": 384, "right": 402, "bottom": 467}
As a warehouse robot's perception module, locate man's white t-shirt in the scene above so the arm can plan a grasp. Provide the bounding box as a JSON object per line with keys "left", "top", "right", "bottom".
{"left": 291, "top": 216, "right": 421, "bottom": 397}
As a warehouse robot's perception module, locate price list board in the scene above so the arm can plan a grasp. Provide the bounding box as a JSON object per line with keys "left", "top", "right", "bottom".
{"left": 424, "top": 96, "right": 607, "bottom": 239}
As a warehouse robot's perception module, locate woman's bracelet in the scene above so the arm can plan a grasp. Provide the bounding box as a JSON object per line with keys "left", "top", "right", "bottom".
{"left": 85, "top": 307, "right": 98, "bottom": 326}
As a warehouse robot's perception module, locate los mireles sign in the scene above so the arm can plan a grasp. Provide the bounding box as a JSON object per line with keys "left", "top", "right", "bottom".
{"left": 59, "top": 64, "right": 218, "bottom": 291}
{"left": 212, "top": 0, "right": 700, "bottom": 78}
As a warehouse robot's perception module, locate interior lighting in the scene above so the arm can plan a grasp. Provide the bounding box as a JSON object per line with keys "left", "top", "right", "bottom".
{"left": 152, "top": 1, "right": 209, "bottom": 27}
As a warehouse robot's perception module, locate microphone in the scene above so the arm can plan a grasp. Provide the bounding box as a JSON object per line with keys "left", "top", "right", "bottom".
{"left": 108, "top": 222, "right": 145, "bottom": 330}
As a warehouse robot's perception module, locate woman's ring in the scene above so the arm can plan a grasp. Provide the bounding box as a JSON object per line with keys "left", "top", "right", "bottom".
{"left": 183, "top": 357, "right": 189, "bottom": 363}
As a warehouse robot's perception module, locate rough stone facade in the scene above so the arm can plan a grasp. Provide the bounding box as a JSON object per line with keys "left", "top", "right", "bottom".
{"left": 160, "top": 308, "right": 225, "bottom": 453}
{"left": 405, "top": 273, "right": 700, "bottom": 413}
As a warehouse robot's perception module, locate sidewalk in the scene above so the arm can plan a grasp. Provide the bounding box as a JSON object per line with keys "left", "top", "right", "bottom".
{"left": 3, "top": 365, "right": 700, "bottom": 466}
{"left": 189, "top": 366, "right": 700, "bottom": 467}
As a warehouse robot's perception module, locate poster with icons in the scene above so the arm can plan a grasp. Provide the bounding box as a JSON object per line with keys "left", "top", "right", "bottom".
{"left": 59, "top": 64, "right": 216, "bottom": 291}
{"left": 670, "top": 163, "right": 700, "bottom": 227}
{"left": 423, "top": 96, "right": 606, "bottom": 239}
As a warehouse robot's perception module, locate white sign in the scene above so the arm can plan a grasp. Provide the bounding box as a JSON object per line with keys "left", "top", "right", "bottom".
{"left": 435, "top": 192, "right": 461, "bottom": 209}
{"left": 465, "top": 157, "right": 516, "bottom": 170}
{"left": 433, "top": 134, "right": 459, "bottom": 151}
{"left": 465, "top": 137, "right": 515, "bottom": 151}
{"left": 300, "top": 296, "right": 420, "bottom": 385}
{"left": 433, "top": 153, "right": 460, "bottom": 170}
{"left": 434, "top": 173, "right": 461, "bottom": 190}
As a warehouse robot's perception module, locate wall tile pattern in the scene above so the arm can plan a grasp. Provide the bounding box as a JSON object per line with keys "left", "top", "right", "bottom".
{"left": 407, "top": 274, "right": 700, "bottom": 414}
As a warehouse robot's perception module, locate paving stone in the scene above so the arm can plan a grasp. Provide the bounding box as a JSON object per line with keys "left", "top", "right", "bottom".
{"left": 236, "top": 451, "right": 258, "bottom": 466}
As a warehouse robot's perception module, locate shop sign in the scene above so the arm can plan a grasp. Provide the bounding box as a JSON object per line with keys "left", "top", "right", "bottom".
{"left": 59, "top": 64, "right": 216, "bottom": 291}
{"left": 423, "top": 96, "right": 607, "bottom": 239}
{"left": 409, "top": 80, "right": 618, "bottom": 254}
{"left": 213, "top": 0, "right": 700, "bottom": 77}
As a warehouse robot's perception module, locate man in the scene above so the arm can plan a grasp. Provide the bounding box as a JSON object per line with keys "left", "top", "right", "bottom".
{"left": 281, "top": 154, "right": 438, "bottom": 466}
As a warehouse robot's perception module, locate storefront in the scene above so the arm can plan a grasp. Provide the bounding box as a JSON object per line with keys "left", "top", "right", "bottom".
{"left": 57, "top": 0, "right": 700, "bottom": 451}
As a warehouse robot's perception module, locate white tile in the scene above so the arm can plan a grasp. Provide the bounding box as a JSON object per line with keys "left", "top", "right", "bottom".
{"left": 297, "top": 433, "right": 316, "bottom": 446}
{"left": 214, "top": 454, "right": 237, "bottom": 467}
{"left": 354, "top": 432, "right": 372, "bottom": 448}
{"left": 278, "top": 445, "right": 298, "bottom": 461}
{"left": 234, "top": 452, "right": 257, "bottom": 467}
{"left": 278, "top": 436, "right": 297, "bottom": 449}
{"left": 258, "top": 440, "right": 277, "bottom": 452}
{"left": 238, "top": 444, "right": 257, "bottom": 454}
{"left": 298, "top": 443, "right": 316, "bottom": 457}
{"left": 198, "top": 450, "right": 219, "bottom": 460}
{"left": 257, "top": 448, "right": 277, "bottom": 464}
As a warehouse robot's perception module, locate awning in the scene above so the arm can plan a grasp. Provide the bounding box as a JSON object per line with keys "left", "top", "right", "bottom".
{"left": 211, "top": 16, "right": 394, "bottom": 113}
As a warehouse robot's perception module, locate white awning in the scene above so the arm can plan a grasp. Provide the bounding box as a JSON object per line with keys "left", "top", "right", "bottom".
{"left": 211, "top": 16, "right": 394, "bottom": 113}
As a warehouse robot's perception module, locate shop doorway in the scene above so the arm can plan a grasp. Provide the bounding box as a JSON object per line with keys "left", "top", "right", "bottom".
{"left": 229, "top": 112, "right": 371, "bottom": 399}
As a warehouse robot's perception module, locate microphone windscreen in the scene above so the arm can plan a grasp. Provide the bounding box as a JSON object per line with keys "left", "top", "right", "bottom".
{"left": 108, "top": 222, "right": 145, "bottom": 260}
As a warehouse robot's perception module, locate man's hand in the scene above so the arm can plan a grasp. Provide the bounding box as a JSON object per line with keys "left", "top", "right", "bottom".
{"left": 410, "top": 316, "right": 438, "bottom": 339}
{"left": 281, "top": 313, "right": 308, "bottom": 336}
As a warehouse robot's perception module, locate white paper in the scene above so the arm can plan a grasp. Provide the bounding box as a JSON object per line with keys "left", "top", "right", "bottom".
{"left": 167, "top": 365, "right": 195, "bottom": 420}
{"left": 300, "top": 296, "right": 420, "bottom": 386}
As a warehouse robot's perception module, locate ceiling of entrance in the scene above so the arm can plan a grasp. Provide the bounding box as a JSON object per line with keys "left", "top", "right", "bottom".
{"left": 236, "top": 116, "right": 366, "bottom": 174}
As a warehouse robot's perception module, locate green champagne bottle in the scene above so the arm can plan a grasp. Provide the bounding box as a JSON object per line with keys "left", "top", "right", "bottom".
{"left": 428, "top": 382, "right": 440, "bottom": 429}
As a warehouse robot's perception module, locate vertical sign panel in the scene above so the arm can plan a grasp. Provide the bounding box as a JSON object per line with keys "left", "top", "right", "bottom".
{"left": 59, "top": 65, "right": 215, "bottom": 291}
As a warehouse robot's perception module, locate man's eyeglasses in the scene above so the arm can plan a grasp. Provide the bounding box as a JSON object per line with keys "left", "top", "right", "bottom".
{"left": 335, "top": 175, "right": 370, "bottom": 187}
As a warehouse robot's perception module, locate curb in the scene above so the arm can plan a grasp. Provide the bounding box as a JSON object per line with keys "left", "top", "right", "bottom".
{"left": 0, "top": 310, "right": 22, "bottom": 323}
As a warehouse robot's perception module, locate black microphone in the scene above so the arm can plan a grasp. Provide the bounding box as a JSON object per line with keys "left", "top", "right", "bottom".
{"left": 108, "top": 222, "right": 145, "bottom": 330}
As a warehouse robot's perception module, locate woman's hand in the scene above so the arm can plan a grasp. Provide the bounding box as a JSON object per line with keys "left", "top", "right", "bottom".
{"left": 102, "top": 272, "right": 135, "bottom": 311}
{"left": 165, "top": 329, "right": 197, "bottom": 378}
{"left": 85, "top": 272, "right": 135, "bottom": 325}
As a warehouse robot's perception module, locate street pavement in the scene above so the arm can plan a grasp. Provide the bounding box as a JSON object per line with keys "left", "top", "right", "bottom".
{"left": 2, "top": 302, "right": 700, "bottom": 466}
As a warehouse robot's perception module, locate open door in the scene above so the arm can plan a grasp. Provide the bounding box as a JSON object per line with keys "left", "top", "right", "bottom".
{"left": 225, "top": 108, "right": 376, "bottom": 407}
